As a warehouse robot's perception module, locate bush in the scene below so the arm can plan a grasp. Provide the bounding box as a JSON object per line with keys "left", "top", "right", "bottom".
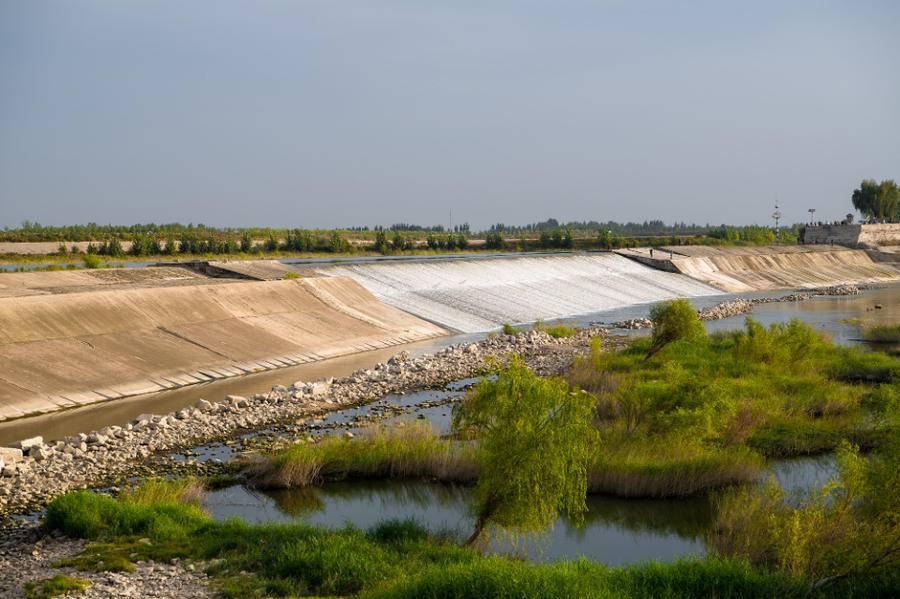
{"left": 81, "top": 254, "right": 102, "bottom": 269}
{"left": 710, "top": 441, "right": 900, "bottom": 590}
{"left": 647, "top": 299, "right": 706, "bottom": 357}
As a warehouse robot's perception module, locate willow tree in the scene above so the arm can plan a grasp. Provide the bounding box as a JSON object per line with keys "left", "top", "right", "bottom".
{"left": 852, "top": 179, "right": 900, "bottom": 221}
{"left": 452, "top": 356, "right": 598, "bottom": 546}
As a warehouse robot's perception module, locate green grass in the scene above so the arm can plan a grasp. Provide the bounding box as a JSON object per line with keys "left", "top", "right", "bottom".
{"left": 567, "top": 319, "right": 898, "bottom": 461}
{"left": 42, "top": 485, "right": 802, "bottom": 598}
{"left": 533, "top": 319, "right": 578, "bottom": 338}
{"left": 23, "top": 574, "right": 91, "bottom": 599}
{"left": 862, "top": 324, "right": 900, "bottom": 344}
{"left": 247, "top": 424, "right": 478, "bottom": 489}
{"left": 250, "top": 423, "right": 761, "bottom": 497}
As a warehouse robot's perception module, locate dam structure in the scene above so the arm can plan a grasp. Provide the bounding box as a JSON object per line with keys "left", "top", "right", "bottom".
{"left": 0, "top": 271, "right": 444, "bottom": 422}
{"left": 316, "top": 254, "right": 722, "bottom": 333}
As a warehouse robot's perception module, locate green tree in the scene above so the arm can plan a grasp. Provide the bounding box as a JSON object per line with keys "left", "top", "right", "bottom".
{"left": 374, "top": 230, "right": 390, "bottom": 254}
{"left": 240, "top": 232, "right": 253, "bottom": 253}
{"left": 852, "top": 179, "right": 900, "bottom": 221}
{"left": 452, "top": 357, "right": 598, "bottom": 546}
{"left": 647, "top": 298, "right": 706, "bottom": 358}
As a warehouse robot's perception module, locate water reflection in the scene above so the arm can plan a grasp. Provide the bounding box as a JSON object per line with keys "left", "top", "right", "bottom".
{"left": 206, "top": 481, "right": 711, "bottom": 565}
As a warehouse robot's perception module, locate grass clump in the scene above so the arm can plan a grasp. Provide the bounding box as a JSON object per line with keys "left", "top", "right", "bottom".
{"left": 23, "top": 574, "right": 91, "bottom": 599}
{"left": 501, "top": 322, "right": 522, "bottom": 335}
{"left": 248, "top": 423, "right": 477, "bottom": 489}
{"left": 862, "top": 323, "right": 900, "bottom": 344}
{"left": 533, "top": 319, "right": 578, "bottom": 338}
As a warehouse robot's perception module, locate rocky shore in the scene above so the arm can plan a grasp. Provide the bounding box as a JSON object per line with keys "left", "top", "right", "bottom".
{"left": 604, "top": 285, "right": 863, "bottom": 330}
{"left": 0, "top": 329, "right": 611, "bottom": 521}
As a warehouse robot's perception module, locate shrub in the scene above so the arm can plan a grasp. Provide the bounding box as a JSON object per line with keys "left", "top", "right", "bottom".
{"left": 647, "top": 299, "right": 706, "bottom": 357}
{"left": 710, "top": 441, "right": 900, "bottom": 590}
{"left": 81, "top": 254, "right": 101, "bottom": 269}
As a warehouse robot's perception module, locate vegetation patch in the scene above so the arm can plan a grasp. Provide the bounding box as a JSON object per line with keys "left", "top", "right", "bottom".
{"left": 863, "top": 323, "right": 900, "bottom": 344}
{"left": 44, "top": 483, "right": 809, "bottom": 598}
{"left": 23, "top": 574, "right": 91, "bottom": 599}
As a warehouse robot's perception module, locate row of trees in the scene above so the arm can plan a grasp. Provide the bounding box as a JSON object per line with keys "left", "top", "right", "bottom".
{"left": 852, "top": 179, "right": 899, "bottom": 221}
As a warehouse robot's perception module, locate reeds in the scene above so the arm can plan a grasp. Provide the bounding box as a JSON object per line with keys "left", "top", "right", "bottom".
{"left": 247, "top": 423, "right": 479, "bottom": 489}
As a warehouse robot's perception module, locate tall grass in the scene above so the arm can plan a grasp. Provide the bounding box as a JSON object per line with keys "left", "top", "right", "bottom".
{"left": 247, "top": 424, "right": 478, "bottom": 489}
{"left": 248, "top": 425, "right": 761, "bottom": 497}
{"left": 567, "top": 317, "right": 898, "bottom": 460}
{"left": 862, "top": 324, "right": 900, "bottom": 344}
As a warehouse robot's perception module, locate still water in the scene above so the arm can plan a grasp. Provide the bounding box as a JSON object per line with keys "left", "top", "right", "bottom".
{"left": 205, "top": 455, "right": 835, "bottom": 566}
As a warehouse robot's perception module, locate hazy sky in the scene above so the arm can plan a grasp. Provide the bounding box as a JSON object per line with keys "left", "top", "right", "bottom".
{"left": 2, "top": 1, "right": 898, "bottom": 230}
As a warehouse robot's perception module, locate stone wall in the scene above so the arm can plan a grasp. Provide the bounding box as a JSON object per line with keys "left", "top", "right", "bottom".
{"left": 802, "top": 223, "right": 900, "bottom": 247}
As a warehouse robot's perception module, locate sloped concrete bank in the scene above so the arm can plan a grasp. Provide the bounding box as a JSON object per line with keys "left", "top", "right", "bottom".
{"left": 618, "top": 246, "right": 900, "bottom": 292}
{"left": 0, "top": 277, "right": 445, "bottom": 422}
{"left": 0, "top": 329, "right": 606, "bottom": 518}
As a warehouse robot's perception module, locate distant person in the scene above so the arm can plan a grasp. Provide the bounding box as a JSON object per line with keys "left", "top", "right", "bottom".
{"left": 650, "top": 248, "right": 654, "bottom": 257}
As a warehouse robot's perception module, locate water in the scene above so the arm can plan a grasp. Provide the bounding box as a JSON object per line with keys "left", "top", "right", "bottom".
{"left": 320, "top": 254, "right": 721, "bottom": 333}
{"left": 0, "top": 335, "right": 472, "bottom": 447}
{"left": 206, "top": 482, "right": 711, "bottom": 565}
{"left": 205, "top": 455, "right": 837, "bottom": 566}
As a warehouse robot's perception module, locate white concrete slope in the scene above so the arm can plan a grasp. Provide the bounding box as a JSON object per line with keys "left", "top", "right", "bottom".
{"left": 319, "top": 254, "right": 720, "bottom": 333}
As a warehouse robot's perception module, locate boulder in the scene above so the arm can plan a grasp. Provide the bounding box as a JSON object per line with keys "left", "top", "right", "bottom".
{"left": 0, "top": 447, "right": 23, "bottom": 464}
{"left": 13, "top": 436, "right": 43, "bottom": 452}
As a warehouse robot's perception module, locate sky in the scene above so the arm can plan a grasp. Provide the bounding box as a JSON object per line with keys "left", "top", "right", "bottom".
{"left": 1, "top": 1, "right": 899, "bottom": 230}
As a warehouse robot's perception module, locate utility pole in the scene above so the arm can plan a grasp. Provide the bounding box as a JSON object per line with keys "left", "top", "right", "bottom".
{"left": 772, "top": 201, "right": 782, "bottom": 233}
{"left": 808, "top": 208, "right": 816, "bottom": 225}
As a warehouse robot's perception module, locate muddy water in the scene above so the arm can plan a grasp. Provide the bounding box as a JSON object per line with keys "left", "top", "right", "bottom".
{"left": 0, "top": 335, "right": 476, "bottom": 446}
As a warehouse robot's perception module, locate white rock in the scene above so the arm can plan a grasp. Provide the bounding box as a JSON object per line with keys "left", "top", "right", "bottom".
{"left": 13, "top": 436, "right": 43, "bottom": 451}
{"left": 0, "top": 447, "right": 23, "bottom": 464}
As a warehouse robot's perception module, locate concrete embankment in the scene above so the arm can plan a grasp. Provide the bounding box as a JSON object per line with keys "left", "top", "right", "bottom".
{"left": 0, "top": 276, "right": 444, "bottom": 422}
{"left": 618, "top": 245, "right": 900, "bottom": 293}
{"left": 314, "top": 254, "right": 720, "bottom": 333}
{"left": 0, "top": 329, "right": 603, "bottom": 517}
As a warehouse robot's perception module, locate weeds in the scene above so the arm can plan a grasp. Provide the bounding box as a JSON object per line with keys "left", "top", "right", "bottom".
{"left": 862, "top": 324, "right": 900, "bottom": 344}
{"left": 246, "top": 423, "right": 478, "bottom": 489}
{"left": 23, "top": 574, "right": 91, "bottom": 599}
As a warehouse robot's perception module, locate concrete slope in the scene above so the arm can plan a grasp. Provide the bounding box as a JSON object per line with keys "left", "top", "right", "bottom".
{"left": 0, "top": 266, "right": 212, "bottom": 298}
{"left": 664, "top": 246, "right": 900, "bottom": 292}
{"left": 319, "top": 254, "right": 721, "bottom": 333}
{"left": 0, "top": 278, "right": 444, "bottom": 421}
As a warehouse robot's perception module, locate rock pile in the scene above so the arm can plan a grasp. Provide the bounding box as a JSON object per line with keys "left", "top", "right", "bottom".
{"left": 0, "top": 328, "right": 607, "bottom": 518}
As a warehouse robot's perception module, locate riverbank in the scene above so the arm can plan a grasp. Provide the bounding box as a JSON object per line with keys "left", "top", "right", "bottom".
{"left": 0, "top": 328, "right": 611, "bottom": 519}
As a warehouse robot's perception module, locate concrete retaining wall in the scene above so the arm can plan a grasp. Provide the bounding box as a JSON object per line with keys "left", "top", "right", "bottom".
{"left": 0, "top": 278, "right": 445, "bottom": 421}
{"left": 802, "top": 223, "right": 900, "bottom": 247}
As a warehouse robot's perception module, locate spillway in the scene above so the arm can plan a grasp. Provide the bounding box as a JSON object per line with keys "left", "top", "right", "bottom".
{"left": 319, "top": 254, "right": 721, "bottom": 333}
